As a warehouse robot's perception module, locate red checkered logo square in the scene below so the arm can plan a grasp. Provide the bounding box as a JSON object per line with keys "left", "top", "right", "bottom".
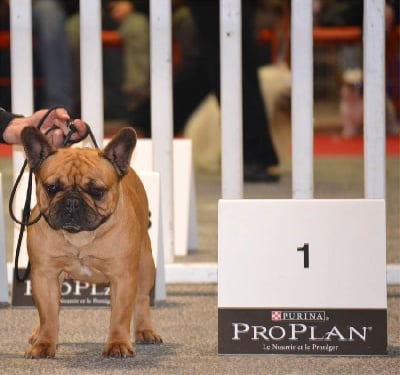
{"left": 271, "top": 311, "right": 282, "bottom": 321}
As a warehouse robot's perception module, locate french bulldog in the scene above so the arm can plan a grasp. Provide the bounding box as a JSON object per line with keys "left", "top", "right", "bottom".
{"left": 20, "top": 126, "right": 162, "bottom": 358}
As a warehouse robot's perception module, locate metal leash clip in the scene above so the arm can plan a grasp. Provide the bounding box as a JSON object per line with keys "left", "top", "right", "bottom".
{"left": 67, "top": 119, "right": 77, "bottom": 132}
{"left": 64, "top": 119, "right": 93, "bottom": 147}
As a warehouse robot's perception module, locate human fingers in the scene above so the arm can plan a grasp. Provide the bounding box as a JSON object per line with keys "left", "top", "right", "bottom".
{"left": 45, "top": 128, "right": 65, "bottom": 148}
{"left": 41, "top": 108, "right": 70, "bottom": 134}
{"left": 68, "top": 119, "right": 89, "bottom": 143}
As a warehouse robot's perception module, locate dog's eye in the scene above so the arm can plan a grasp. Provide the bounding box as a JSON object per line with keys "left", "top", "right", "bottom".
{"left": 45, "top": 183, "right": 61, "bottom": 198}
{"left": 88, "top": 186, "right": 106, "bottom": 200}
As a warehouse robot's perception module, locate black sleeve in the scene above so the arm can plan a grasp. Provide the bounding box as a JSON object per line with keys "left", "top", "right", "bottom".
{"left": 0, "top": 107, "right": 21, "bottom": 144}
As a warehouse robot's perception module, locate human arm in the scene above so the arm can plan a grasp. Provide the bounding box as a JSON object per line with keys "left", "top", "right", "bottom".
{"left": 0, "top": 107, "right": 88, "bottom": 146}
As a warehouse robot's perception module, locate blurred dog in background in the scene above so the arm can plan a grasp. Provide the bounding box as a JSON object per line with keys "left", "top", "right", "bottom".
{"left": 340, "top": 68, "right": 399, "bottom": 138}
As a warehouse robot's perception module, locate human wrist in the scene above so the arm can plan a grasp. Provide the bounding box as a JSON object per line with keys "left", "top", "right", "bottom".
{"left": 0, "top": 109, "right": 21, "bottom": 143}
{"left": 2, "top": 116, "right": 28, "bottom": 144}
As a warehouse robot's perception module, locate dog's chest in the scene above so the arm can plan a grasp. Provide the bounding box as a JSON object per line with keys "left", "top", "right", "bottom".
{"left": 61, "top": 231, "right": 108, "bottom": 282}
{"left": 63, "top": 231, "right": 96, "bottom": 248}
{"left": 65, "top": 251, "right": 108, "bottom": 283}
{"left": 71, "top": 253, "right": 93, "bottom": 276}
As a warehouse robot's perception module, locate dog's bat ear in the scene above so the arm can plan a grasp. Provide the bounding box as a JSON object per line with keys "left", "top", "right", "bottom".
{"left": 21, "top": 127, "right": 56, "bottom": 172}
{"left": 102, "top": 127, "right": 137, "bottom": 176}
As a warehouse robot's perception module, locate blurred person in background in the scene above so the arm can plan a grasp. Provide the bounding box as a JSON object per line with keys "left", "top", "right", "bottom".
{"left": 314, "top": 0, "right": 399, "bottom": 137}
{"left": 32, "top": 0, "right": 78, "bottom": 113}
{"left": 66, "top": 0, "right": 149, "bottom": 123}
{"left": 116, "top": 0, "right": 210, "bottom": 138}
{"left": 0, "top": 0, "right": 78, "bottom": 114}
{"left": 188, "top": 0, "right": 280, "bottom": 182}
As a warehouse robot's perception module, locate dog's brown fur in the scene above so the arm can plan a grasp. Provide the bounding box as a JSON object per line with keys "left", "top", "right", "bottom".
{"left": 21, "top": 127, "right": 161, "bottom": 358}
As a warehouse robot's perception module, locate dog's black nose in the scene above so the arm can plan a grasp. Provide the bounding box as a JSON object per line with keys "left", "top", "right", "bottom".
{"left": 60, "top": 194, "right": 84, "bottom": 232}
{"left": 65, "top": 197, "right": 80, "bottom": 213}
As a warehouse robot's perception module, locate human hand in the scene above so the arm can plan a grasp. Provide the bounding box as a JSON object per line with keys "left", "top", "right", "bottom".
{"left": 3, "top": 108, "right": 88, "bottom": 147}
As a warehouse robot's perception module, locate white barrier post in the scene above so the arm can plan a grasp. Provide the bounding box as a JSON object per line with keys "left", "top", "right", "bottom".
{"left": 220, "top": 0, "right": 243, "bottom": 199}
{"left": 136, "top": 172, "right": 166, "bottom": 302}
{"left": 10, "top": 0, "right": 33, "bottom": 178}
{"left": 0, "top": 174, "right": 8, "bottom": 305}
{"left": 364, "top": 1, "right": 399, "bottom": 284}
{"left": 150, "top": 0, "right": 175, "bottom": 263}
{"left": 10, "top": 0, "right": 33, "bottom": 115}
{"left": 364, "top": 0, "right": 386, "bottom": 199}
{"left": 80, "top": 0, "right": 104, "bottom": 144}
{"left": 291, "top": 0, "right": 313, "bottom": 199}
{"left": 291, "top": 0, "right": 314, "bottom": 199}
{"left": 9, "top": 0, "right": 33, "bottom": 284}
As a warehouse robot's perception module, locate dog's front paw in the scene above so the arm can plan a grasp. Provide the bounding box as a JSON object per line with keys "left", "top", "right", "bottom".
{"left": 25, "top": 342, "right": 56, "bottom": 359}
{"left": 102, "top": 342, "right": 135, "bottom": 358}
{"left": 135, "top": 329, "right": 163, "bottom": 344}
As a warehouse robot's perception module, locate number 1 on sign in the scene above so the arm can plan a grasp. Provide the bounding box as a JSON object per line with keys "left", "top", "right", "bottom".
{"left": 297, "top": 243, "right": 309, "bottom": 268}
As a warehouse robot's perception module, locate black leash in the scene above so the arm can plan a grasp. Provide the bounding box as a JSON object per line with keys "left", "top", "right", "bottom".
{"left": 9, "top": 107, "right": 98, "bottom": 282}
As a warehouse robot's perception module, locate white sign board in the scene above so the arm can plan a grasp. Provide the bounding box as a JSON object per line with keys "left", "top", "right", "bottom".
{"left": 218, "top": 199, "right": 387, "bottom": 355}
{"left": 130, "top": 139, "right": 197, "bottom": 256}
{"left": 137, "top": 172, "right": 161, "bottom": 266}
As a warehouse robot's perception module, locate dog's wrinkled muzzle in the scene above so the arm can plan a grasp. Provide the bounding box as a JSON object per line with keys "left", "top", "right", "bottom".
{"left": 45, "top": 192, "right": 101, "bottom": 233}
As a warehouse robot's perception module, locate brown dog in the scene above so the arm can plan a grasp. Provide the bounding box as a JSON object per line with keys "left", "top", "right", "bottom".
{"left": 20, "top": 126, "right": 161, "bottom": 358}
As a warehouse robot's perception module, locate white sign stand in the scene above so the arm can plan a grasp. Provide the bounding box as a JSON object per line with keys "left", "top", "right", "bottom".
{"left": 218, "top": 199, "right": 387, "bottom": 355}
{"left": 129, "top": 139, "right": 198, "bottom": 257}
{"left": 0, "top": 174, "right": 9, "bottom": 305}
{"left": 136, "top": 172, "right": 165, "bottom": 301}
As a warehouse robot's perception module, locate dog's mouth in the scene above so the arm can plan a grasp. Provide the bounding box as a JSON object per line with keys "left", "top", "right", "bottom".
{"left": 43, "top": 212, "right": 110, "bottom": 233}
{"left": 61, "top": 223, "right": 83, "bottom": 233}
{"left": 45, "top": 216, "right": 105, "bottom": 233}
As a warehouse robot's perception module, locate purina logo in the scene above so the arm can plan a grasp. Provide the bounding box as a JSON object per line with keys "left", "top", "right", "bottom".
{"left": 271, "top": 311, "right": 326, "bottom": 322}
